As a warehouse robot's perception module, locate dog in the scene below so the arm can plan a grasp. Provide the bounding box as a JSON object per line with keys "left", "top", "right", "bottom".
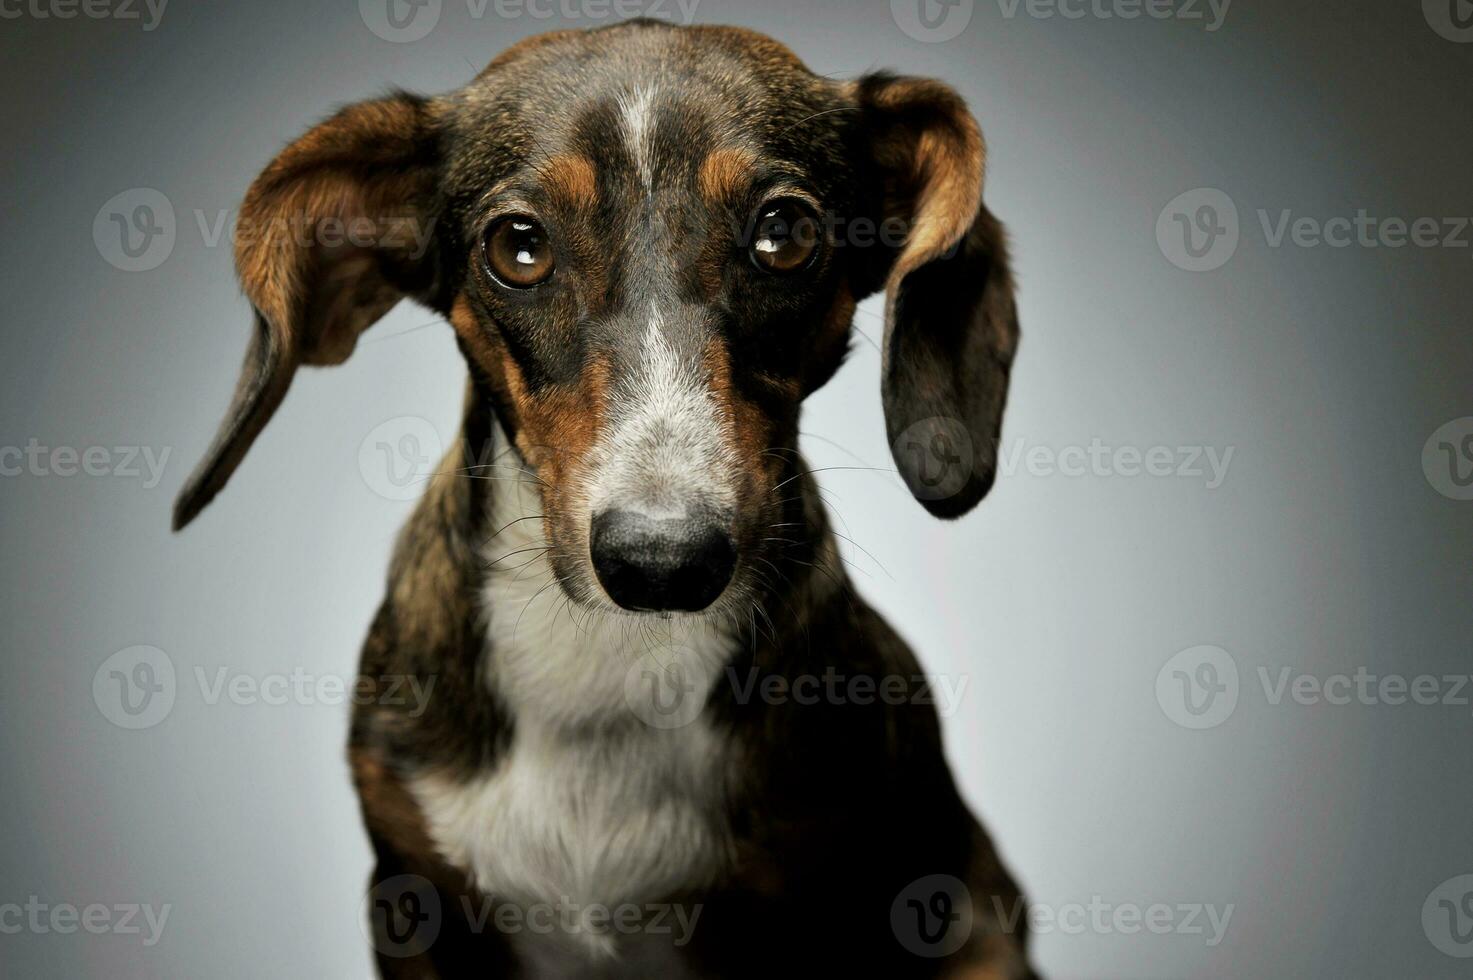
{"left": 173, "top": 19, "right": 1033, "bottom": 979}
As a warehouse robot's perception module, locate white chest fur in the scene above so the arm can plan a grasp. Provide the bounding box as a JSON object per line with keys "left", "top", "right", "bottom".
{"left": 410, "top": 461, "right": 737, "bottom": 920}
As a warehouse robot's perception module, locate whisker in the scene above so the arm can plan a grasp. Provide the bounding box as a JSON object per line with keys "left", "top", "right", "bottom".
{"left": 487, "top": 514, "right": 546, "bottom": 540}
{"left": 827, "top": 528, "right": 891, "bottom": 581}
{"left": 769, "top": 465, "right": 897, "bottom": 497}
{"left": 798, "top": 430, "right": 877, "bottom": 469}
{"left": 484, "top": 545, "right": 551, "bottom": 571}
{"left": 783, "top": 105, "right": 862, "bottom": 134}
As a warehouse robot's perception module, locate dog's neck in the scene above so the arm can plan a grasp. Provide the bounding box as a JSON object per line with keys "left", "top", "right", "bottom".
{"left": 406, "top": 416, "right": 746, "bottom": 918}
{"left": 387, "top": 398, "right": 859, "bottom": 921}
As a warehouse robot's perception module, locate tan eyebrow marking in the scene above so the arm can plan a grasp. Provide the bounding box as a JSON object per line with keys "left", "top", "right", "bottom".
{"left": 698, "top": 146, "right": 759, "bottom": 204}
{"left": 541, "top": 153, "right": 599, "bottom": 210}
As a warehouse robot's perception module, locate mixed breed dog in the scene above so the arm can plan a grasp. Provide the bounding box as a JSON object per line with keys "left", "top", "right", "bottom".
{"left": 175, "top": 19, "right": 1032, "bottom": 978}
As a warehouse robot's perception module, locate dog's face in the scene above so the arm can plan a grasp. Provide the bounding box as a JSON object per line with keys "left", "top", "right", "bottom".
{"left": 173, "top": 21, "right": 1019, "bottom": 617}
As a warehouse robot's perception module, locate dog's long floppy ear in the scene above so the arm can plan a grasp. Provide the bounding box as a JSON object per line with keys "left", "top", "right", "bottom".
{"left": 851, "top": 74, "right": 1019, "bottom": 519}
{"left": 173, "top": 93, "right": 445, "bottom": 531}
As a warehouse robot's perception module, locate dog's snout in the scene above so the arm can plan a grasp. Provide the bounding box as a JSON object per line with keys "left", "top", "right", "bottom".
{"left": 590, "top": 509, "right": 736, "bottom": 612}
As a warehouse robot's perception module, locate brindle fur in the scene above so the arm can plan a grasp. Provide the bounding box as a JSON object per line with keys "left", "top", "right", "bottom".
{"left": 177, "top": 19, "right": 1032, "bottom": 979}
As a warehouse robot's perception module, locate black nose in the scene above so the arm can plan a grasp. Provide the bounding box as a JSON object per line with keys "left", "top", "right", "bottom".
{"left": 590, "top": 509, "right": 736, "bottom": 612}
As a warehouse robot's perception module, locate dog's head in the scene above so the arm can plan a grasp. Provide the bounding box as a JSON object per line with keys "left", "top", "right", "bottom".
{"left": 174, "top": 20, "right": 1019, "bottom": 617}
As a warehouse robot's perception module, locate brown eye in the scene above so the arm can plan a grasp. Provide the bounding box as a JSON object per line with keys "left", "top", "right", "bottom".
{"left": 749, "top": 199, "right": 820, "bottom": 274}
{"left": 482, "top": 215, "right": 555, "bottom": 288}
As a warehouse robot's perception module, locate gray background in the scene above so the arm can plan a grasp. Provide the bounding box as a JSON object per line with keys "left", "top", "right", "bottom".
{"left": 2, "top": 0, "right": 1470, "bottom": 976}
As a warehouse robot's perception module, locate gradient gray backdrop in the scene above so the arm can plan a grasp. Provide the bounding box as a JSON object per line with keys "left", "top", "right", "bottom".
{"left": 2, "top": 0, "right": 1470, "bottom": 976}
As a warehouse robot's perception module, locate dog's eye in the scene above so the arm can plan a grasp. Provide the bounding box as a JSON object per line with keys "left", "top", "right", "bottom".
{"left": 482, "top": 216, "right": 555, "bottom": 288}
{"left": 749, "top": 199, "right": 820, "bottom": 275}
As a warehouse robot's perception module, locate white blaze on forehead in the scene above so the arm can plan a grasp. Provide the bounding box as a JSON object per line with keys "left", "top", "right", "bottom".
{"left": 616, "top": 84, "right": 658, "bottom": 194}
{"left": 586, "top": 305, "right": 735, "bottom": 519}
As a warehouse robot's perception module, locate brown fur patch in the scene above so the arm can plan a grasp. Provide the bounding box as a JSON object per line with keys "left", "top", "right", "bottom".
{"left": 448, "top": 295, "right": 503, "bottom": 381}
{"left": 518, "top": 356, "right": 610, "bottom": 477}
{"left": 541, "top": 153, "right": 599, "bottom": 211}
{"left": 848, "top": 77, "right": 986, "bottom": 291}
{"left": 387, "top": 455, "right": 476, "bottom": 653}
{"left": 350, "top": 747, "right": 436, "bottom": 859}
{"left": 235, "top": 95, "right": 438, "bottom": 366}
{"left": 449, "top": 295, "right": 611, "bottom": 553}
{"left": 944, "top": 932, "right": 1032, "bottom": 979}
{"left": 447, "top": 297, "right": 609, "bottom": 476}
{"left": 704, "top": 338, "right": 784, "bottom": 497}
{"left": 698, "top": 146, "right": 758, "bottom": 205}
